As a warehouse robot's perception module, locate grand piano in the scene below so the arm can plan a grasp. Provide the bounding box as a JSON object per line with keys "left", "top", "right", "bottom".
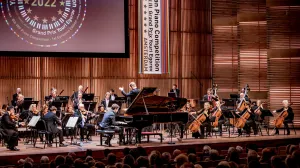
{"left": 115, "top": 87, "right": 188, "bottom": 143}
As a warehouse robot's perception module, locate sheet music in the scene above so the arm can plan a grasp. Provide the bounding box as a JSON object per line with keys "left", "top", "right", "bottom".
{"left": 66, "top": 117, "right": 79, "bottom": 128}
{"left": 28, "top": 116, "right": 41, "bottom": 127}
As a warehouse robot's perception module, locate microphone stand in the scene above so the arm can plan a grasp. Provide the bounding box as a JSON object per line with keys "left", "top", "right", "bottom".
{"left": 168, "top": 102, "right": 175, "bottom": 144}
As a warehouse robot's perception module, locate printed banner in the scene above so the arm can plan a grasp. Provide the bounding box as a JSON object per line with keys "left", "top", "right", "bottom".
{"left": 139, "top": 0, "right": 169, "bottom": 74}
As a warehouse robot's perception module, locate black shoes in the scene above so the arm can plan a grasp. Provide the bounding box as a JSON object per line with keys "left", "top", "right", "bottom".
{"left": 9, "top": 147, "right": 20, "bottom": 151}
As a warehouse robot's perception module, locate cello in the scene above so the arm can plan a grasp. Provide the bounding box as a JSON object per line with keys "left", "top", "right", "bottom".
{"left": 237, "top": 84, "right": 250, "bottom": 112}
{"left": 188, "top": 109, "right": 209, "bottom": 133}
{"left": 235, "top": 102, "right": 252, "bottom": 129}
{"left": 273, "top": 103, "right": 293, "bottom": 128}
{"left": 212, "top": 101, "right": 225, "bottom": 127}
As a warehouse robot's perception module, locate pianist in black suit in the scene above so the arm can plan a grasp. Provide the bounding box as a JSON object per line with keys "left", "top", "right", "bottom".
{"left": 99, "top": 103, "right": 123, "bottom": 144}
{"left": 170, "top": 84, "right": 180, "bottom": 98}
{"left": 1, "top": 106, "right": 20, "bottom": 151}
{"left": 12, "top": 88, "right": 21, "bottom": 107}
{"left": 119, "top": 82, "right": 140, "bottom": 106}
{"left": 42, "top": 106, "right": 66, "bottom": 147}
{"left": 109, "top": 89, "right": 118, "bottom": 101}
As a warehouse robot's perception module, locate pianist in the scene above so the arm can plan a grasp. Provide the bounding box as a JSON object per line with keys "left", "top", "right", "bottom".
{"left": 99, "top": 103, "right": 123, "bottom": 144}
{"left": 119, "top": 82, "right": 140, "bottom": 106}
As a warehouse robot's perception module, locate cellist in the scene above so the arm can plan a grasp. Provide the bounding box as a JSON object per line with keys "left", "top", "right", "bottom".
{"left": 209, "top": 101, "right": 225, "bottom": 136}
{"left": 236, "top": 94, "right": 257, "bottom": 136}
{"left": 272, "top": 100, "right": 294, "bottom": 135}
{"left": 193, "top": 102, "right": 211, "bottom": 139}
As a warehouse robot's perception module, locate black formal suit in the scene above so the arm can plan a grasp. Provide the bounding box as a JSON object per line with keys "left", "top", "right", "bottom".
{"left": 73, "top": 98, "right": 85, "bottom": 110}
{"left": 76, "top": 110, "right": 94, "bottom": 141}
{"left": 12, "top": 93, "right": 18, "bottom": 107}
{"left": 275, "top": 107, "right": 294, "bottom": 134}
{"left": 237, "top": 107, "right": 257, "bottom": 135}
{"left": 203, "top": 94, "right": 218, "bottom": 101}
{"left": 42, "top": 112, "right": 63, "bottom": 143}
{"left": 170, "top": 89, "right": 180, "bottom": 98}
{"left": 101, "top": 98, "right": 110, "bottom": 109}
{"left": 109, "top": 94, "right": 118, "bottom": 101}
{"left": 0, "top": 112, "right": 19, "bottom": 148}
{"left": 71, "top": 91, "right": 83, "bottom": 101}
{"left": 121, "top": 88, "right": 140, "bottom": 106}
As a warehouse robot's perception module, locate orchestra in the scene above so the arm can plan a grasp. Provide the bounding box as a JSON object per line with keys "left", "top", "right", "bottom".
{"left": 0, "top": 82, "right": 294, "bottom": 151}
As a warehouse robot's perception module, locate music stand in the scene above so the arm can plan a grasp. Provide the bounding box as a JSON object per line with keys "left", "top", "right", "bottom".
{"left": 222, "top": 110, "right": 240, "bottom": 138}
{"left": 26, "top": 116, "right": 41, "bottom": 146}
{"left": 83, "top": 94, "right": 94, "bottom": 101}
{"left": 57, "top": 96, "right": 69, "bottom": 101}
{"left": 168, "top": 92, "right": 176, "bottom": 98}
{"left": 65, "top": 117, "right": 79, "bottom": 145}
{"left": 23, "top": 101, "right": 39, "bottom": 111}
{"left": 82, "top": 102, "right": 96, "bottom": 112}
{"left": 222, "top": 99, "right": 236, "bottom": 110}
{"left": 230, "top": 94, "right": 239, "bottom": 101}
{"left": 24, "top": 97, "right": 33, "bottom": 101}
{"left": 261, "top": 109, "right": 273, "bottom": 135}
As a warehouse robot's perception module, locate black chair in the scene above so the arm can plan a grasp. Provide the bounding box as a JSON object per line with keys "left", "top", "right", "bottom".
{"left": 34, "top": 120, "right": 58, "bottom": 148}
{"left": 284, "top": 120, "right": 296, "bottom": 135}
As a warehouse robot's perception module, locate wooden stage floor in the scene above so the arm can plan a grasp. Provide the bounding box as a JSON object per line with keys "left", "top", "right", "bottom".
{"left": 0, "top": 130, "right": 299, "bottom": 165}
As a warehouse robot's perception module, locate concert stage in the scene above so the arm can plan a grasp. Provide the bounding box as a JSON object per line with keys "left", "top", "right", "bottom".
{"left": 0, "top": 130, "right": 299, "bottom": 166}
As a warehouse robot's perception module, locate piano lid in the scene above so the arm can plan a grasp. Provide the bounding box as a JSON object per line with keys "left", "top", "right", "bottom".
{"left": 125, "top": 87, "right": 187, "bottom": 115}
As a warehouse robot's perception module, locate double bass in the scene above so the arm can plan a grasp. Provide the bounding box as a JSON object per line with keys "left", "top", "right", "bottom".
{"left": 273, "top": 103, "right": 293, "bottom": 128}
{"left": 237, "top": 84, "right": 250, "bottom": 112}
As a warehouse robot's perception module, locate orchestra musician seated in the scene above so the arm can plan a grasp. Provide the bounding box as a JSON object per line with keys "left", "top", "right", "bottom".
{"left": 209, "top": 101, "right": 225, "bottom": 136}
{"left": 273, "top": 100, "right": 294, "bottom": 135}
{"left": 236, "top": 102, "right": 258, "bottom": 137}
{"left": 109, "top": 89, "right": 118, "bottom": 101}
{"left": 74, "top": 93, "right": 85, "bottom": 110}
{"left": 101, "top": 92, "right": 111, "bottom": 110}
{"left": 99, "top": 103, "right": 123, "bottom": 145}
{"left": 77, "top": 103, "right": 94, "bottom": 141}
{"left": 252, "top": 100, "right": 264, "bottom": 122}
{"left": 192, "top": 102, "right": 211, "bottom": 139}
{"left": 119, "top": 82, "right": 140, "bottom": 106}
{"left": 1, "top": 106, "right": 22, "bottom": 151}
{"left": 12, "top": 88, "right": 21, "bottom": 107}
{"left": 42, "top": 106, "right": 67, "bottom": 147}
{"left": 203, "top": 88, "right": 218, "bottom": 102}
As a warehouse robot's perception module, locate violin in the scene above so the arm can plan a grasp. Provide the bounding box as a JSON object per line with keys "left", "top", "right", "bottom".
{"left": 273, "top": 103, "right": 293, "bottom": 128}
{"left": 10, "top": 113, "right": 19, "bottom": 121}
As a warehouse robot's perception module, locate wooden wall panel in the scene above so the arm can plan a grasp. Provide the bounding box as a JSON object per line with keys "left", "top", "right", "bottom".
{"left": 0, "top": 0, "right": 212, "bottom": 107}
{"left": 213, "top": 0, "right": 300, "bottom": 126}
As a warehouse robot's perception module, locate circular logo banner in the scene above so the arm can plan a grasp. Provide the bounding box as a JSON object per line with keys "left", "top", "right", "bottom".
{"left": 0, "top": 0, "right": 86, "bottom": 47}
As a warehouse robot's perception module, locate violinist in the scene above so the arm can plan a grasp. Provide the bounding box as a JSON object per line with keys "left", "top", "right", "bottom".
{"left": 0, "top": 106, "right": 20, "bottom": 151}
{"left": 273, "top": 100, "right": 294, "bottom": 135}
{"left": 71, "top": 85, "right": 84, "bottom": 101}
{"left": 101, "top": 92, "right": 111, "bottom": 110}
{"left": 29, "top": 104, "right": 40, "bottom": 117}
{"left": 42, "top": 106, "right": 66, "bottom": 147}
{"left": 65, "top": 105, "right": 78, "bottom": 138}
{"left": 193, "top": 102, "right": 211, "bottom": 139}
{"left": 73, "top": 93, "right": 85, "bottom": 110}
{"left": 77, "top": 103, "right": 94, "bottom": 141}
{"left": 12, "top": 88, "right": 21, "bottom": 107}
{"left": 209, "top": 101, "right": 225, "bottom": 136}
{"left": 236, "top": 102, "right": 257, "bottom": 136}
{"left": 203, "top": 88, "right": 218, "bottom": 101}
{"left": 0, "top": 104, "right": 8, "bottom": 116}
{"left": 15, "top": 94, "right": 24, "bottom": 114}
{"left": 40, "top": 104, "right": 49, "bottom": 117}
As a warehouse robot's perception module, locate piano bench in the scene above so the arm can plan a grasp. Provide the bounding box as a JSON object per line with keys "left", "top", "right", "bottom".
{"left": 96, "top": 130, "right": 115, "bottom": 147}
{"left": 141, "top": 132, "right": 163, "bottom": 143}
